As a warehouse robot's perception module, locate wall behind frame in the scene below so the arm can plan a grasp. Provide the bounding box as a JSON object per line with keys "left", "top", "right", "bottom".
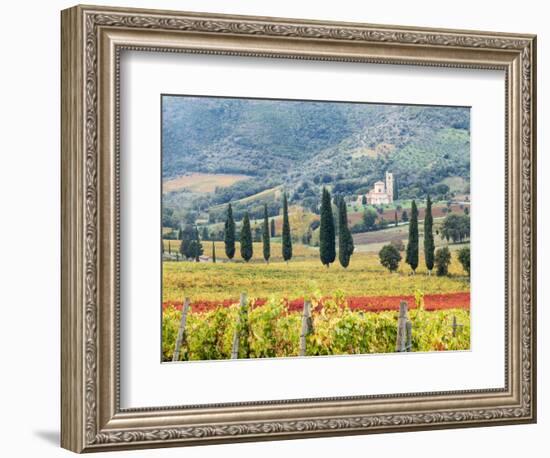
{"left": 0, "top": 1, "right": 544, "bottom": 457}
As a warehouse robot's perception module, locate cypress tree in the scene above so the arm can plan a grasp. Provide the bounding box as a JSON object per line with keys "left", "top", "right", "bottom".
{"left": 270, "top": 218, "right": 276, "bottom": 237}
{"left": 394, "top": 210, "right": 398, "bottom": 227}
{"left": 320, "top": 187, "right": 336, "bottom": 267}
{"left": 193, "top": 226, "right": 203, "bottom": 262}
{"left": 224, "top": 203, "right": 236, "bottom": 260}
{"left": 338, "top": 199, "right": 354, "bottom": 268}
{"left": 240, "top": 212, "right": 253, "bottom": 262}
{"left": 393, "top": 176, "right": 398, "bottom": 201}
{"left": 282, "top": 193, "right": 292, "bottom": 263}
{"left": 262, "top": 204, "right": 271, "bottom": 263}
{"left": 424, "top": 195, "right": 435, "bottom": 274}
{"left": 406, "top": 200, "right": 419, "bottom": 273}
{"left": 212, "top": 241, "right": 216, "bottom": 263}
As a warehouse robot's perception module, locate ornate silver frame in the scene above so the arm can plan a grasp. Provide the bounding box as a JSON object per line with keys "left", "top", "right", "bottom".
{"left": 61, "top": 4, "right": 537, "bottom": 453}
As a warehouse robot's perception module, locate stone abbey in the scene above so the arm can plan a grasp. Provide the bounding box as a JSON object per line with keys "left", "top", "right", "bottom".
{"left": 356, "top": 171, "right": 394, "bottom": 205}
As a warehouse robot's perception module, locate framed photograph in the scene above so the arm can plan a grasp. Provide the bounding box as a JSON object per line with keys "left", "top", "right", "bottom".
{"left": 61, "top": 4, "right": 537, "bottom": 453}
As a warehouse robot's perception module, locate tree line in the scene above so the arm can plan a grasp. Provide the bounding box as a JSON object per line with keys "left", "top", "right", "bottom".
{"left": 220, "top": 187, "right": 355, "bottom": 267}
{"left": 221, "top": 196, "right": 289, "bottom": 264}
{"left": 168, "top": 188, "right": 469, "bottom": 273}
{"left": 171, "top": 186, "right": 356, "bottom": 266}
{"left": 378, "top": 196, "right": 470, "bottom": 276}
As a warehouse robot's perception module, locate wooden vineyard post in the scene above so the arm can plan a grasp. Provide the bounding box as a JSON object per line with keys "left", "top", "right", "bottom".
{"left": 451, "top": 315, "right": 463, "bottom": 337}
{"left": 396, "top": 300, "right": 412, "bottom": 352}
{"left": 172, "top": 297, "right": 190, "bottom": 362}
{"left": 452, "top": 315, "right": 457, "bottom": 337}
{"left": 299, "top": 300, "right": 313, "bottom": 357}
{"left": 406, "top": 320, "right": 412, "bottom": 351}
{"left": 231, "top": 293, "right": 248, "bottom": 359}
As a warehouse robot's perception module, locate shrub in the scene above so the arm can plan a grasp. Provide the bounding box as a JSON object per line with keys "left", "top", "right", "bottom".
{"left": 379, "top": 244, "right": 402, "bottom": 272}
{"left": 435, "top": 247, "right": 451, "bottom": 276}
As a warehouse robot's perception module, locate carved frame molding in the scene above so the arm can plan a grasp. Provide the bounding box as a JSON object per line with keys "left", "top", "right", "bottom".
{"left": 61, "top": 5, "right": 536, "bottom": 452}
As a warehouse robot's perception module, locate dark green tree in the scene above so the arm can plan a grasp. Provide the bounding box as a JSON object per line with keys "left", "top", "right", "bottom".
{"left": 240, "top": 212, "right": 253, "bottom": 262}
{"left": 361, "top": 195, "right": 367, "bottom": 206}
{"left": 212, "top": 240, "right": 216, "bottom": 263}
{"left": 401, "top": 210, "right": 409, "bottom": 222}
{"left": 424, "top": 195, "right": 435, "bottom": 274}
{"left": 363, "top": 207, "right": 377, "bottom": 231}
{"left": 393, "top": 176, "right": 399, "bottom": 201}
{"left": 262, "top": 204, "right": 271, "bottom": 263}
{"left": 379, "top": 244, "right": 402, "bottom": 272}
{"left": 179, "top": 224, "right": 203, "bottom": 261}
{"left": 201, "top": 226, "right": 209, "bottom": 241}
{"left": 178, "top": 225, "right": 192, "bottom": 259}
{"left": 338, "top": 199, "right": 354, "bottom": 268}
{"left": 270, "top": 218, "right": 276, "bottom": 237}
{"left": 282, "top": 193, "right": 292, "bottom": 263}
{"left": 224, "top": 203, "right": 236, "bottom": 260}
{"left": 435, "top": 246, "right": 451, "bottom": 276}
{"left": 195, "top": 227, "right": 204, "bottom": 262}
{"left": 457, "top": 246, "right": 470, "bottom": 275}
{"left": 405, "top": 200, "right": 419, "bottom": 273}
{"left": 319, "top": 187, "right": 336, "bottom": 267}
{"left": 193, "top": 226, "right": 203, "bottom": 262}
{"left": 440, "top": 214, "right": 470, "bottom": 243}
{"left": 394, "top": 210, "right": 398, "bottom": 227}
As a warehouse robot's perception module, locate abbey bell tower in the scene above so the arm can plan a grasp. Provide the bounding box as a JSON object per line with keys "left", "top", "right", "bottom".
{"left": 385, "top": 171, "right": 394, "bottom": 203}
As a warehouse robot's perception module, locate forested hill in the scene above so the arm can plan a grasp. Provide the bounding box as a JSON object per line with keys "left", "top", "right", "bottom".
{"left": 162, "top": 95, "right": 470, "bottom": 201}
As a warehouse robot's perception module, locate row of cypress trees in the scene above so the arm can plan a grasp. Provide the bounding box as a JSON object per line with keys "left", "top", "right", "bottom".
{"left": 320, "top": 187, "right": 355, "bottom": 268}
{"left": 223, "top": 188, "right": 355, "bottom": 267}
{"left": 404, "top": 195, "right": 435, "bottom": 274}
{"left": 223, "top": 193, "right": 292, "bottom": 263}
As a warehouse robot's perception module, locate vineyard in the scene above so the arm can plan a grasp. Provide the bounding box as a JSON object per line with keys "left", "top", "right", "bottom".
{"left": 162, "top": 250, "right": 470, "bottom": 361}
{"left": 163, "top": 294, "right": 470, "bottom": 361}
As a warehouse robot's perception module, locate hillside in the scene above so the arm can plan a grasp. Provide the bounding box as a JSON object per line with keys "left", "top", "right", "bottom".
{"left": 162, "top": 95, "right": 470, "bottom": 226}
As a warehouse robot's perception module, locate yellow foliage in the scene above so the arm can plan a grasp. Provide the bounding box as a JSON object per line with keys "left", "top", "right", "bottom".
{"left": 162, "top": 251, "right": 469, "bottom": 303}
